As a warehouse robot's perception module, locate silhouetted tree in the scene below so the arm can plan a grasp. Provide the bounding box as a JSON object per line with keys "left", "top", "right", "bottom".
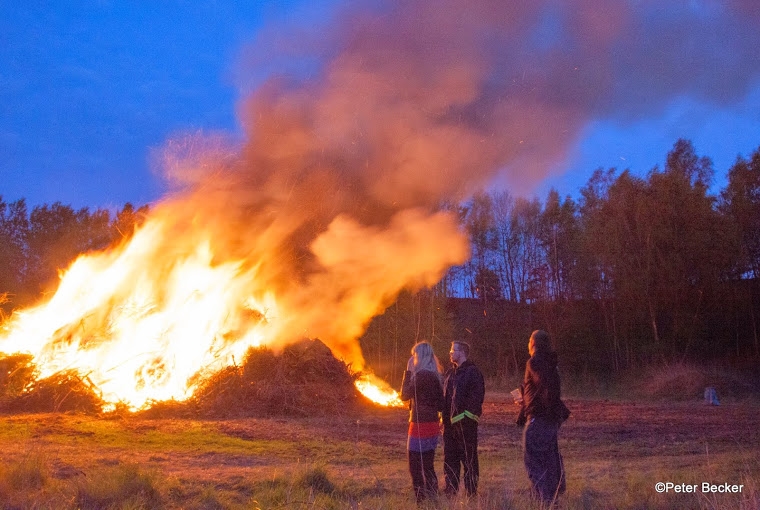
{"left": 112, "top": 203, "right": 150, "bottom": 245}
{"left": 720, "top": 148, "right": 760, "bottom": 279}
{"left": 720, "top": 147, "right": 760, "bottom": 355}
{"left": 540, "top": 189, "right": 579, "bottom": 301}
{"left": 492, "top": 193, "right": 543, "bottom": 303}
{"left": 0, "top": 198, "right": 29, "bottom": 313}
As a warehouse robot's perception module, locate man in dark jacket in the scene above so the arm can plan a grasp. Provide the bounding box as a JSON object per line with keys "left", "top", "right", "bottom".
{"left": 517, "top": 330, "right": 569, "bottom": 505}
{"left": 442, "top": 341, "right": 485, "bottom": 497}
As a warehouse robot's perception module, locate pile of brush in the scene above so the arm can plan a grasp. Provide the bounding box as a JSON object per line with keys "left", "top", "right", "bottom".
{"left": 0, "top": 339, "right": 370, "bottom": 417}
{"left": 0, "top": 353, "right": 103, "bottom": 413}
{"left": 187, "top": 339, "right": 367, "bottom": 418}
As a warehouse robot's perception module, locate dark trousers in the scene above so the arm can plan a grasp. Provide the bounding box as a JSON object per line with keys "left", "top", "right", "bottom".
{"left": 523, "top": 416, "right": 566, "bottom": 504}
{"left": 408, "top": 449, "right": 438, "bottom": 503}
{"left": 443, "top": 421, "right": 479, "bottom": 496}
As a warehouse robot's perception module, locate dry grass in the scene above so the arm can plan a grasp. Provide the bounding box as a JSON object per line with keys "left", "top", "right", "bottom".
{"left": 0, "top": 394, "right": 757, "bottom": 509}
{"left": 634, "top": 361, "right": 760, "bottom": 402}
{"left": 0, "top": 352, "right": 757, "bottom": 508}
{"left": 75, "top": 463, "right": 161, "bottom": 509}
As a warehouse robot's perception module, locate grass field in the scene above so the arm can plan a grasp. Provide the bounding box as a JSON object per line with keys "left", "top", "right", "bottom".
{"left": 0, "top": 392, "right": 758, "bottom": 509}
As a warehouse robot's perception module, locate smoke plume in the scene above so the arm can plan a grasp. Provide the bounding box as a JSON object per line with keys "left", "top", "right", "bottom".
{"left": 3, "top": 0, "right": 759, "bottom": 408}
{"left": 159, "top": 0, "right": 760, "bottom": 360}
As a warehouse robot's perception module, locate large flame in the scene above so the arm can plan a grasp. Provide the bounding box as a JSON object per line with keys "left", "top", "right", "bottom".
{"left": 0, "top": 0, "right": 562, "bottom": 409}
{"left": 0, "top": 195, "right": 465, "bottom": 409}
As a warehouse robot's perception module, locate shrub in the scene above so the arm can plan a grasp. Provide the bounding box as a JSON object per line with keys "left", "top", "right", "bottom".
{"left": 636, "top": 362, "right": 760, "bottom": 401}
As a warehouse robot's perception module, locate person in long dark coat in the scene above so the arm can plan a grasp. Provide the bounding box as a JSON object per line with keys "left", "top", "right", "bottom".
{"left": 517, "top": 330, "right": 570, "bottom": 505}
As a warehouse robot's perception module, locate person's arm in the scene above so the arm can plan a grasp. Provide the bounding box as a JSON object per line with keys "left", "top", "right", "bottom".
{"left": 435, "top": 378, "right": 445, "bottom": 413}
{"left": 441, "top": 371, "right": 452, "bottom": 421}
{"left": 516, "top": 364, "right": 531, "bottom": 426}
{"left": 452, "top": 366, "right": 485, "bottom": 423}
{"left": 474, "top": 368, "right": 485, "bottom": 413}
{"left": 516, "top": 404, "right": 527, "bottom": 427}
{"left": 521, "top": 357, "right": 546, "bottom": 418}
{"left": 400, "top": 356, "right": 415, "bottom": 401}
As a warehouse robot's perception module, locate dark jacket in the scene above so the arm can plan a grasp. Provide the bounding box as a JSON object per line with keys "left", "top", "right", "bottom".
{"left": 442, "top": 359, "right": 485, "bottom": 427}
{"left": 518, "top": 350, "right": 570, "bottom": 425}
{"left": 401, "top": 369, "right": 444, "bottom": 423}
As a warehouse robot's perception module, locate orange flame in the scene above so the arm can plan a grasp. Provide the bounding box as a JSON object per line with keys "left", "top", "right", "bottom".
{"left": 0, "top": 193, "right": 467, "bottom": 410}
{"left": 355, "top": 374, "right": 404, "bottom": 407}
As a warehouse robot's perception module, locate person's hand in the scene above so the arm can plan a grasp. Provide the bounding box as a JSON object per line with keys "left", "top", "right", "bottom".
{"left": 406, "top": 356, "right": 414, "bottom": 372}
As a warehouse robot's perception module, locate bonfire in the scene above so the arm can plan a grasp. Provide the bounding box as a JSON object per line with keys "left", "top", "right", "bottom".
{"left": 0, "top": 339, "right": 392, "bottom": 417}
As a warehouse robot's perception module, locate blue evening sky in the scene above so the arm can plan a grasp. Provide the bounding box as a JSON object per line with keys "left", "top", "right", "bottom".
{"left": 542, "top": 87, "right": 760, "bottom": 199}
{"left": 2, "top": 1, "right": 759, "bottom": 210}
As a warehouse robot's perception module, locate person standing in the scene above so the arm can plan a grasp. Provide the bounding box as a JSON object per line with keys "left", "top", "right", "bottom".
{"left": 442, "top": 341, "right": 485, "bottom": 497}
{"left": 400, "top": 341, "right": 445, "bottom": 504}
{"left": 516, "top": 329, "right": 570, "bottom": 505}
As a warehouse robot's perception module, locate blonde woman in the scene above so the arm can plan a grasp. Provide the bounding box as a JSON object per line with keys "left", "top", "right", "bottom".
{"left": 400, "top": 341, "right": 444, "bottom": 504}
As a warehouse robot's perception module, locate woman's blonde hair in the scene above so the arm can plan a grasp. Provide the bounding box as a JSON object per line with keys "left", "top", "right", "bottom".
{"left": 411, "top": 341, "right": 443, "bottom": 376}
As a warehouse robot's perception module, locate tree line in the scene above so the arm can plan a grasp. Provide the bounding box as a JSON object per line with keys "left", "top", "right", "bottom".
{"left": 0, "top": 201, "right": 148, "bottom": 318}
{"left": 2, "top": 139, "right": 759, "bottom": 379}
{"left": 363, "top": 140, "right": 760, "bottom": 380}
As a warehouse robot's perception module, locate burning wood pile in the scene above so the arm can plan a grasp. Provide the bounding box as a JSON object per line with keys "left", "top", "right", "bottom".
{"left": 189, "top": 338, "right": 370, "bottom": 418}
{"left": 0, "top": 339, "right": 375, "bottom": 417}
{"left": 0, "top": 353, "right": 102, "bottom": 413}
